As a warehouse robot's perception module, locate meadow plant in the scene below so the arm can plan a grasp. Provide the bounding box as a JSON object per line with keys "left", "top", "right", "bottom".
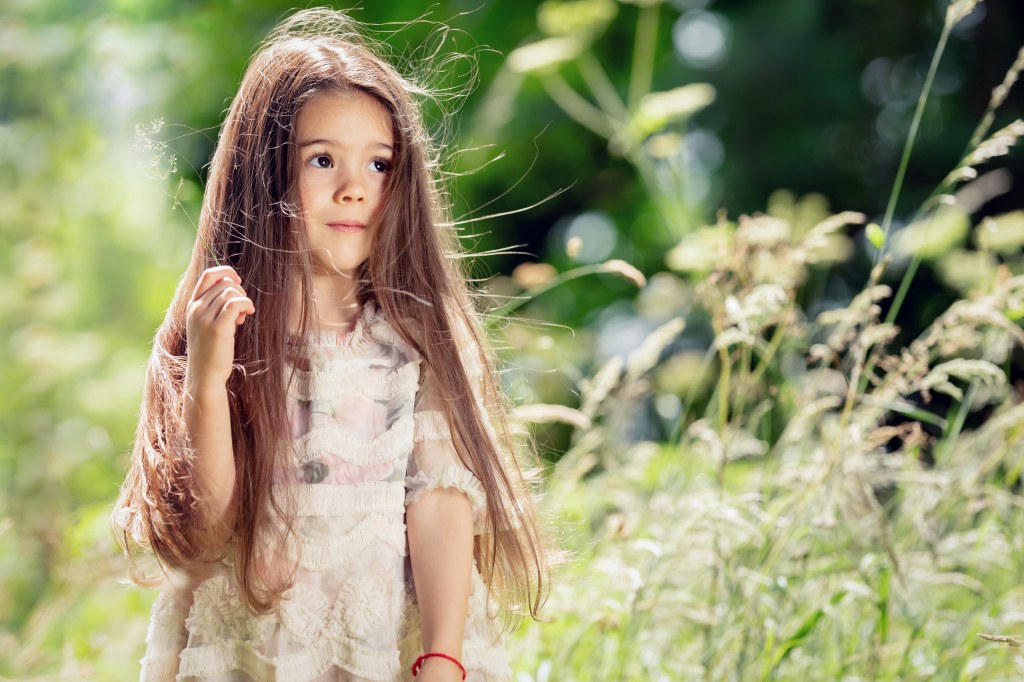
{"left": 1, "top": 2, "right": 1019, "bottom": 679}
{"left": 505, "top": 0, "right": 1024, "bottom": 679}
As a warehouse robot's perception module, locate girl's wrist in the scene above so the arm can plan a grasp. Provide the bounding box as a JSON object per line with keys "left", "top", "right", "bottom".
{"left": 185, "top": 371, "right": 228, "bottom": 403}
{"left": 411, "top": 652, "right": 466, "bottom": 680}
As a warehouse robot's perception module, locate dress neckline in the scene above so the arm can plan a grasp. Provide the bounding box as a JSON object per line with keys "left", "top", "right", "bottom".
{"left": 286, "top": 301, "right": 383, "bottom": 349}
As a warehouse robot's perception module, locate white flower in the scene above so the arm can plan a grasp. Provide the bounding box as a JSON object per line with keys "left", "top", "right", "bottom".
{"left": 335, "top": 575, "right": 388, "bottom": 639}
{"left": 280, "top": 583, "right": 330, "bottom": 641}
{"left": 507, "top": 37, "right": 582, "bottom": 74}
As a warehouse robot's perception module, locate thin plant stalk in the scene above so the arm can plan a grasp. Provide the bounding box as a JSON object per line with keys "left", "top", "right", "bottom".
{"left": 934, "top": 379, "right": 979, "bottom": 467}
{"left": 874, "top": 8, "right": 955, "bottom": 266}
{"left": 541, "top": 69, "right": 691, "bottom": 239}
{"left": 716, "top": 343, "right": 732, "bottom": 436}
{"left": 540, "top": 72, "right": 615, "bottom": 139}
{"left": 627, "top": 4, "right": 660, "bottom": 109}
{"left": 492, "top": 262, "right": 642, "bottom": 318}
{"left": 578, "top": 52, "right": 630, "bottom": 122}
{"left": 749, "top": 317, "right": 789, "bottom": 385}
{"left": 672, "top": 344, "right": 718, "bottom": 444}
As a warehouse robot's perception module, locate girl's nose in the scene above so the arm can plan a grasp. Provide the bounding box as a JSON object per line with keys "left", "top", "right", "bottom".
{"left": 335, "top": 172, "right": 366, "bottom": 203}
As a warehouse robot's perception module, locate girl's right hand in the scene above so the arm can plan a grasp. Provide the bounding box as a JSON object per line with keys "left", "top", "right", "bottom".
{"left": 185, "top": 265, "right": 255, "bottom": 391}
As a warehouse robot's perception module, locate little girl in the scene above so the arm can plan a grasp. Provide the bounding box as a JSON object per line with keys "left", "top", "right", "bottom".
{"left": 112, "top": 9, "right": 548, "bottom": 681}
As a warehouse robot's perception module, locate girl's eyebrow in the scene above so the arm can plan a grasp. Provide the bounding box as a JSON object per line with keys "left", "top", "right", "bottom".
{"left": 298, "top": 138, "right": 395, "bottom": 153}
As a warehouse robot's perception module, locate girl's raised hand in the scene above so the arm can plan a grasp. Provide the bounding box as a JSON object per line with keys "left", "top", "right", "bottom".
{"left": 185, "top": 265, "right": 255, "bottom": 391}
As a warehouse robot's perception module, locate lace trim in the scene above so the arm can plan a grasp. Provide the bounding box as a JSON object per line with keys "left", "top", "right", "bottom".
{"left": 181, "top": 574, "right": 401, "bottom": 681}
{"left": 405, "top": 464, "right": 487, "bottom": 535}
{"left": 293, "top": 513, "right": 407, "bottom": 570}
{"left": 369, "top": 322, "right": 399, "bottom": 348}
{"left": 279, "top": 583, "right": 331, "bottom": 642}
{"left": 413, "top": 410, "right": 451, "bottom": 441}
{"left": 336, "top": 574, "right": 392, "bottom": 639}
{"left": 177, "top": 639, "right": 273, "bottom": 680}
{"left": 468, "top": 566, "right": 501, "bottom": 622}
{"left": 287, "top": 302, "right": 384, "bottom": 354}
{"left": 185, "top": 576, "right": 276, "bottom": 644}
{"left": 140, "top": 655, "right": 179, "bottom": 681}
{"left": 149, "top": 588, "right": 185, "bottom": 629}
{"left": 295, "top": 414, "right": 413, "bottom": 466}
{"left": 178, "top": 636, "right": 401, "bottom": 682}
{"left": 283, "top": 480, "right": 407, "bottom": 516}
{"left": 279, "top": 576, "right": 393, "bottom": 643}
{"left": 462, "top": 639, "right": 512, "bottom": 678}
{"left": 161, "top": 572, "right": 507, "bottom": 682}
{"left": 287, "top": 359, "right": 419, "bottom": 402}
{"left": 276, "top": 637, "right": 400, "bottom": 682}
{"left": 413, "top": 405, "right": 501, "bottom": 452}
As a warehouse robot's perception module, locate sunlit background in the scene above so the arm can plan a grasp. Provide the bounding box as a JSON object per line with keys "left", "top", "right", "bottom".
{"left": 3, "top": 0, "right": 1023, "bottom": 679}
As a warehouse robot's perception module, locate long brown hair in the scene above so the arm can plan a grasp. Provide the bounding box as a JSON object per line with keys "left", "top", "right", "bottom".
{"left": 111, "top": 8, "right": 549, "bottom": 626}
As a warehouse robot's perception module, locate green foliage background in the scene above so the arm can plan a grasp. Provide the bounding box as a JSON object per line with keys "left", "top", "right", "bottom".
{"left": 2, "top": 0, "right": 1023, "bottom": 679}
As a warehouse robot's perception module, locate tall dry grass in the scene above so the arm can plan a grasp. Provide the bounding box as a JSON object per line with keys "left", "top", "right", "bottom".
{"left": 505, "top": 1, "right": 1024, "bottom": 679}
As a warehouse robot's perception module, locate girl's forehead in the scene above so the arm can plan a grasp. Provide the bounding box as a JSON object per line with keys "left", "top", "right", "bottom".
{"left": 296, "top": 90, "right": 393, "bottom": 142}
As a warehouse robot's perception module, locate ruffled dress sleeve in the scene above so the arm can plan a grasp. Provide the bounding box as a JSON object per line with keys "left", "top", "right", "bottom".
{"left": 404, "top": 352, "right": 490, "bottom": 536}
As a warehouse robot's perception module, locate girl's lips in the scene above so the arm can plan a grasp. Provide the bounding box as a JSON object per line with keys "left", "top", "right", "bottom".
{"left": 326, "top": 222, "right": 365, "bottom": 233}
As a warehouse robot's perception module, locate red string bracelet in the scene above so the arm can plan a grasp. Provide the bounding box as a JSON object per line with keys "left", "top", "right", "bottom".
{"left": 411, "top": 652, "right": 466, "bottom": 680}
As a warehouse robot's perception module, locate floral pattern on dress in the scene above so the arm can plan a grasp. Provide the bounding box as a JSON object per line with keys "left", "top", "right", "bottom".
{"left": 280, "top": 582, "right": 331, "bottom": 642}
{"left": 335, "top": 574, "right": 389, "bottom": 640}
{"left": 186, "top": 575, "right": 275, "bottom": 644}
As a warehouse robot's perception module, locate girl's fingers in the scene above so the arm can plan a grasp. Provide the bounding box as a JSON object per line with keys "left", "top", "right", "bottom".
{"left": 214, "top": 296, "right": 256, "bottom": 326}
{"left": 192, "top": 266, "right": 242, "bottom": 302}
{"left": 195, "top": 281, "right": 248, "bottom": 320}
{"left": 205, "top": 289, "right": 251, "bottom": 326}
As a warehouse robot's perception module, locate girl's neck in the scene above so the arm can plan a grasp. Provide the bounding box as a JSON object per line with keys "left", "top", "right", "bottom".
{"left": 290, "top": 270, "right": 363, "bottom": 333}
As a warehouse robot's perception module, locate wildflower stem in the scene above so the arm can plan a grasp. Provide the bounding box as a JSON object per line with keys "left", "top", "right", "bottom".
{"left": 492, "top": 262, "right": 642, "bottom": 318}
{"left": 875, "top": 10, "right": 953, "bottom": 265}
{"left": 935, "top": 380, "right": 979, "bottom": 467}
{"left": 547, "top": 35, "right": 696, "bottom": 238}
{"left": 733, "top": 344, "right": 752, "bottom": 420}
{"left": 885, "top": 255, "right": 921, "bottom": 329}
{"left": 540, "top": 73, "right": 616, "bottom": 139}
{"left": 716, "top": 339, "right": 732, "bottom": 436}
{"left": 749, "top": 315, "right": 790, "bottom": 386}
{"left": 627, "top": 147, "right": 693, "bottom": 241}
{"left": 840, "top": 342, "right": 867, "bottom": 429}
{"left": 672, "top": 345, "right": 718, "bottom": 444}
{"left": 579, "top": 50, "right": 639, "bottom": 164}
{"left": 858, "top": 5, "right": 958, "bottom": 393}
{"left": 578, "top": 52, "right": 630, "bottom": 122}
{"left": 627, "top": 4, "right": 659, "bottom": 109}
{"left": 855, "top": 254, "right": 921, "bottom": 396}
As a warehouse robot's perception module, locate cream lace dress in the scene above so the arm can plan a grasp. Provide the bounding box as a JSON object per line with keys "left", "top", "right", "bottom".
{"left": 138, "top": 303, "right": 511, "bottom": 681}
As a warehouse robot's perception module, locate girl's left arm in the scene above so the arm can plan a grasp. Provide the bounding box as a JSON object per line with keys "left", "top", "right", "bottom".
{"left": 407, "top": 486, "right": 475, "bottom": 681}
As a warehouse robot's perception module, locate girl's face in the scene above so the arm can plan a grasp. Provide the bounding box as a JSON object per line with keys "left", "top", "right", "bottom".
{"left": 295, "top": 90, "right": 394, "bottom": 278}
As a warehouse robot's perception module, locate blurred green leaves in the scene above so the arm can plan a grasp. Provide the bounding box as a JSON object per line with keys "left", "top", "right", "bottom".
{"left": 1, "top": 0, "right": 1022, "bottom": 679}
{"left": 537, "top": 0, "right": 617, "bottom": 40}
{"left": 630, "top": 83, "right": 716, "bottom": 140}
{"left": 976, "top": 210, "right": 1024, "bottom": 253}
{"left": 507, "top": 37, "right": 583, "bottom": 74}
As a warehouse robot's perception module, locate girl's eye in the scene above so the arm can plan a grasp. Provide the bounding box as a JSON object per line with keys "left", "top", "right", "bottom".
{"left": 369, "top": 158, "right": 391, "bottom": 173}
{"left": 308, "top": 154, "right": 332, "bottom": 169}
